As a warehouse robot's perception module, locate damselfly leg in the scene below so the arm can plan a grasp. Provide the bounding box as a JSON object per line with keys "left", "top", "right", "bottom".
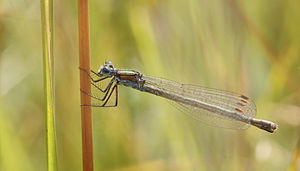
{"left": 80, "top": 67, "right": 118, "bottom": 107}
{"left": 79, "top": 67, "right": 110, "bottom": 84}
{"left": 91, "top": 78, "right": 115, "bottom": 94}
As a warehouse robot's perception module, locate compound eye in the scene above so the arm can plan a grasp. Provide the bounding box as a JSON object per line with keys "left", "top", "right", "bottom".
{"left": 102, "top": 68, "right": 109, "bottom": 74}
{"left": 105, "top": 61, "right": 114, "bottom": 68}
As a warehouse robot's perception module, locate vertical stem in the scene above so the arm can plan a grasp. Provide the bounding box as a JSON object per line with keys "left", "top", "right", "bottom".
{"left": 78, "top": 0, "right": 94, "bottom": 170}
{"left": 41, "top": 0, "right": 57, "bottom": 170}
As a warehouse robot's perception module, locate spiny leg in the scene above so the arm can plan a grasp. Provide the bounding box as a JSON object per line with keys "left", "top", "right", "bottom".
{"left": 80, "top": 67, "right": 116, "bottom": 92}
{"left": 91, "top": 77, "right": 114, "bottom": 93}
{"left": 101, "top": 84, "right": 118, "bottom": 107}
{"left": 79, "top": 67, "right": 110, "bottom": 82}
{"left": 80, "top": 89, "right": 105, "bottom": 102}
{"left": 81, "top": 81, "right": 114, "bottom": 102}
{"left": 91, "top": 70, "right": 100, "bottom": 76}
{"left": 91, "top": 80, "right": 115, "bottom": 100}
{"left": 81, "top": 84, "right": 118, "bottom": 107}
{"left": 80, "top": 67, "right": 118, "bottom": 107}
{"left": 101, "top": 83, "right": 118, "bottom": 107}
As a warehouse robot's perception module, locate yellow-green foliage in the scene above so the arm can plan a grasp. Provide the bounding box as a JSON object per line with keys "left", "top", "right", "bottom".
{"left": 0, "top": 0, "right": 299, "bottom": 171}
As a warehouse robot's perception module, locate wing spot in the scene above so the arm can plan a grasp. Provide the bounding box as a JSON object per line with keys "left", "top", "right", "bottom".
{"left": 235, "top": 108, "right": 243, "bottom": 113}
{"left": 240, "top": 95, "right": 249, "bottom": 100}
{"left": 240, "top": 99, "right": 248, "bottom": 104}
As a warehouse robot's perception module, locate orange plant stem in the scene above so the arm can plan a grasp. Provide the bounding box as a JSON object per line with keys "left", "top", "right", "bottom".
{"left": 78, "top": 0, "right": 94, "bottom": 170}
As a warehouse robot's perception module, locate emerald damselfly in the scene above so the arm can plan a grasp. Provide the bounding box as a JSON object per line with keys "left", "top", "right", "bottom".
{"left": 80, "top": 61, "right": 278, "bottom": 133}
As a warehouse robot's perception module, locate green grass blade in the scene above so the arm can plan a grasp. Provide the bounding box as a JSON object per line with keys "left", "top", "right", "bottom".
{"left": 41, "top": 0, "right": 57, "bottom": 170}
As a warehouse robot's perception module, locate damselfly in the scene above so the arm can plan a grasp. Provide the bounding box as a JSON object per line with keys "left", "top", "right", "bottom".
{"left": 80, "top": 61, "right": 278, "bottom": 133}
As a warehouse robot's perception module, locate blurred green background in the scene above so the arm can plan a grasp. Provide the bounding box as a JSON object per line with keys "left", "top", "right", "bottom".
{"left": 1, "top": 0, "right": 300, "bottom": 170}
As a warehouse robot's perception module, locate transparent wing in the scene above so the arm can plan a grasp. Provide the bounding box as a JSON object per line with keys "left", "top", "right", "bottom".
{"left": 169, "top": 101, "right": 250, "bottom": 129}
{"left": 143, "top": 75, "right": 257, "bottom": 129}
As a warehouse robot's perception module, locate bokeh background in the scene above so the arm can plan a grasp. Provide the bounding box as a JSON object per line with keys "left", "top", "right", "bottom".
{"left": 1, "top": 0, "right": 300, "bottom": 170}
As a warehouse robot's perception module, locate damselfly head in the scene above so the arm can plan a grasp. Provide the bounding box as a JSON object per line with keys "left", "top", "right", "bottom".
{"left": 105, "top": 61, "right": 114, "bottom": 68}
{"left": 98, "top": 61, "right": 116, "bottom": 77}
